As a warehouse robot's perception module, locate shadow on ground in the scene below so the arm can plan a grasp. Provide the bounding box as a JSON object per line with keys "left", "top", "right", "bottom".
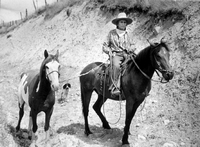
{"left": 57, "top": 123, "right": 124, "bottom": 147}
{"left": 7, "top": 123, "right": 127, "bottom": 147}
{"left": 7, "top": 124, "right": 32, "bottom": 147}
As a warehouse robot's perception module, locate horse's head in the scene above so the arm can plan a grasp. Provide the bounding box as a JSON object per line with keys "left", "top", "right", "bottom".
{"left": 41, "top": 50, "right": 60, "bottom": 91}
{"left": 149, "top": 38, "right": 174, "bottom": 82}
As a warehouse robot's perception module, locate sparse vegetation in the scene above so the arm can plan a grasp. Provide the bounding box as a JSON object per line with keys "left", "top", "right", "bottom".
{"left": 98, "top": 0, "right": 187, "bottom": 12}
{"left": 0, "top": 104, "right": 9, "bottom": 146}
{"left": 44, "top": 0, "right": 84, "bottom": 19}
{"left": 98, "top": 0, "right": 188, "bottom": 19}
{"left": 7, "top": 124, "right": 31, "bottom": 147}
{"left": 44, "top": 0, "right": 188, "bottom": 19}
{"left": 0, "top": 0, "right": 188, "bottom": 34}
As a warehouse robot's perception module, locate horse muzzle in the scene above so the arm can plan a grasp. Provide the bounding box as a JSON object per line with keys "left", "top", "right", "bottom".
{"left": 162, "top": 70, "right": 174, "bottom": 81}
{"left": 51, "top": 83, "right": 59, "bottom": 91}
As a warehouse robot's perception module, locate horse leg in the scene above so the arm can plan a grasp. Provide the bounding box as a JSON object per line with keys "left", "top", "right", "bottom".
{"left": 93, "top": 95, "right": 111, "bottom": 129}
{"left": 44, "top": 107, "right": 54, "bottom": 142}
{"left": 16, "top": 102, "right": 25, "bottom": 132}
{"left": 28, "top": 112, "right": 33, "bottom": 140}
{"left": 122, "top": 100, "right": 141, "bottom": 145}
{"left": 31, "top": 110, "right": 38, "bottom": 142}
{"left": 81, "top": 90, "right": 93, "bottom": 136}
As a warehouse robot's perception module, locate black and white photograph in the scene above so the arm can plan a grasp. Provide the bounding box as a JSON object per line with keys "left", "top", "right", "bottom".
{"left": 0, "top": 0, "right": 199, "bottom": 147}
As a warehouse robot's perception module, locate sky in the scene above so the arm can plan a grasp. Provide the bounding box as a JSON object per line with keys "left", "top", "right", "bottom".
{"left": 0, "top": 0, "right": 57, "bottom": 22}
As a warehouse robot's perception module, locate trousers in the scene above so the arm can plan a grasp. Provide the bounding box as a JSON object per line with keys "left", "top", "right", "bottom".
{"left": 110, "top": 53, "right": 125, "bottom": 93}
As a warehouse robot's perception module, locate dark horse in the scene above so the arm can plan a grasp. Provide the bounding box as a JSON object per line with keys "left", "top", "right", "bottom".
{"left": 16, "top": 50, "right": 60, "bottom": 145}
{"left": 80, "top": 39, "right": 174, "bottom": 145}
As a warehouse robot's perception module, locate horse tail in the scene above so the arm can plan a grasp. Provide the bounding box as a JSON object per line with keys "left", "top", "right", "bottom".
{"left": 80, "top": 62, "right": 101, "bottom": 117}
{"left": 80, "top": 81, "right": 85, "bottom": 110}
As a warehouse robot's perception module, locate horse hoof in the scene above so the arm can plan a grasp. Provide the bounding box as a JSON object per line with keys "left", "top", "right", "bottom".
{"left": 122, "top": 139, "right": 129, "bottom": 145}
{"left": 122, "top": 144, "right": 130, "bottom": 147}
{"left": 45, "top": 140, "right": 51, "bottom": 147}
{"left": 15, "top": 126, "right": 20, "bottom": 132}
{"left": 30, "top": 141, "right": 36, "bottom": 147}
{"left": 85, "top": 130, "right": 92, "bottom": 136}
{"left": 28, "top": 135, "right": 32, "bottom": 140}
{"left": 103, "top": 123, "right": 111, "bottom": 129}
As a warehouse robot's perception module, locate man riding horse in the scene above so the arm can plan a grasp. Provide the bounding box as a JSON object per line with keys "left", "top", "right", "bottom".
{"left": 102, "top": 12, "right": 136, "bottom": 95}
{"left": 80, "top": 12, "right": 174, "bottom": 145}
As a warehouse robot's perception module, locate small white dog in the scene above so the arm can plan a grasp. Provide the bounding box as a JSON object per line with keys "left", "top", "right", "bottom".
{"left": 59, "top": 83, "right": 71, "bottom": 103}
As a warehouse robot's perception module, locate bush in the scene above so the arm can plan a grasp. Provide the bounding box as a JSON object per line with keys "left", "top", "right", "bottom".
{"left": 99, "top": 0, "right": 188, "bottom": 16}
{"left": 44, "top": 0, "right": 84, "bottom": 20}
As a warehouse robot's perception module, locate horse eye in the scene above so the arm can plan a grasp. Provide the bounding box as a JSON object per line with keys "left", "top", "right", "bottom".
{"left": 45, "top": 66, "right": 49, "bottom": 69}
{"left": 155, "top": 54, "right": 161, "bottom": 59}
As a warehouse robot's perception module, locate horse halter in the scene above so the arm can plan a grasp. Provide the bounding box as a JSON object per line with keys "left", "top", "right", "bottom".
{"left": 46, "top": 70, "right": 60, "bottom": 80}
{"left": 151, "top": 44, "right": 171, "bottom": 83}
{"left": 44, "top": 61, "right": 60, "bottom": 83}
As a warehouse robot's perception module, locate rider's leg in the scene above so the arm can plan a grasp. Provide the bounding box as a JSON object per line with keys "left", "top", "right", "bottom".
{"left": 110, "top": 55, "right": 123, "bottom": 94}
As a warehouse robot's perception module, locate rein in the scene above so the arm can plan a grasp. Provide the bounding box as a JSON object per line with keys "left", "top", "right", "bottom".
{"left": 102, "top": 53, "right": 122, "bottom": 125}
{"left": 153, "top": 56, "right": 171, "bottom": 83}
{"left": 130, "top": 55, "right": 168, "bottom": 83}
{"left": 102, "top": 72, "right": 122, "bottom": 125}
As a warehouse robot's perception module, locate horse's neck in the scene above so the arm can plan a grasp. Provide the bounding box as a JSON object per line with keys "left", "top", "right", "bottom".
{"left": 37, "top": 75, "right": 51, "bottom": 96}
{"left": 133, "top": 50, "right": 155, "bottom": 79}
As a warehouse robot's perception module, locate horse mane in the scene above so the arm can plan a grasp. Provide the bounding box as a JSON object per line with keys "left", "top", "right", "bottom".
{"left": 136, "top": 41, "right": 170, "bottom": 59}
{"left": 126, "top": 42, "right": 170, "bottom": 69}
{"left": 39, "top": 54, "right": 58, "bottom": 81}
{"left": 135, "top": 45, "right": 152, "bottom": 61}
{"left": 125, "top": 45, "right": 152, "bottom": 70}
{"left": 160, "top": 42, "right": 170, "bottom": 52}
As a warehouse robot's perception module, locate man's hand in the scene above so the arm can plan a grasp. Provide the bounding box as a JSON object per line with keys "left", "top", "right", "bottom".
{"left": 102, "top": 43, "right": 110, "bottom": 54}
{"left": 109, "top": 50, "right": 113, "bottom": 57}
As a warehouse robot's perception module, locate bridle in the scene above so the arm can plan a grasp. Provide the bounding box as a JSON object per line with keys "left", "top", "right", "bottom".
{"left": 153, "top": 56, "right": 170, "bottom": 83}
{"left": 153, "top": 53, "right": 173, "bottom": 83}
{"left": 45, "top": 70, "right": 60, "bottom": 82}
{"left": 46, "top": 70, "right": 60, "bottom": 76}
{"left": 130, "top": 44, "right": 171, "bottom": 83}
{"left": 36, "top": 67, "right": 60, "bottom": 92}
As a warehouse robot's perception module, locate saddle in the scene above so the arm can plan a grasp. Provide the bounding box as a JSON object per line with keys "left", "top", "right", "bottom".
{"left": 96, "top": 58, "right": 130, "bottom": 95}
{"left": 96, "top": 63, "right": 111, "bottom": 91}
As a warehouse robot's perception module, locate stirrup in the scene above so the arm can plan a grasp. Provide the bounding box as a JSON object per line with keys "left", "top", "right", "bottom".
{"left": 111, "top": 87, "right": 120, "bottom": 95}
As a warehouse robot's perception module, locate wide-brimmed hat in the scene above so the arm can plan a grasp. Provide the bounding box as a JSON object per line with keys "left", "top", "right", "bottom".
{"left": 112, "top": 12, "right": 133, "bottom": 25}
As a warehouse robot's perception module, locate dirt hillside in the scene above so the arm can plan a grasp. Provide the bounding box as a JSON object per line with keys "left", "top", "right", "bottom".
{"left": 0, "top": 1, "right": 200, "bottom": 147}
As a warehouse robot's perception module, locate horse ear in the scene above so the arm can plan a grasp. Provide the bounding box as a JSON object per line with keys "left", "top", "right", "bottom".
{"left": 147, "top": 39, "right": 155, "bottom": 46}
{"left": 44, "top": 50, "right": 48, "bottom": 58}
{"left": 55, "top": 50, "right": 59, "bottom": 59}
{"left": 160, "top": 37, "right": 166, "bottom": 43}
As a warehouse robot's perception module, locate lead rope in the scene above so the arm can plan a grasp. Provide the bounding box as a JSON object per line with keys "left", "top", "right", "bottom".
{"left": 102, "top": 52, "right": 122, "bottom": 125}
{"left": 60, "top": 62, "right": 104, "bottom": 83}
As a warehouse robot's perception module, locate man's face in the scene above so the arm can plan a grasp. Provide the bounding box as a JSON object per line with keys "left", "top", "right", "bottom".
{"left": 118, "top": 20, "right": 127, "bottom": 30}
